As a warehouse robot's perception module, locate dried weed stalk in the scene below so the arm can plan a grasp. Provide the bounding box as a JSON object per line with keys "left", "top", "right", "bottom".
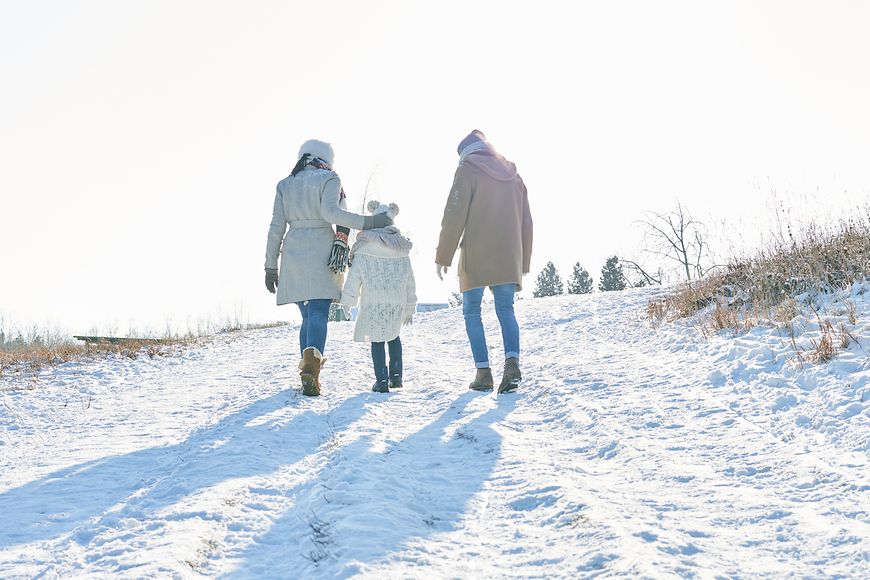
{"left": 647, "top": 211, "right": 870, "bottom": 365}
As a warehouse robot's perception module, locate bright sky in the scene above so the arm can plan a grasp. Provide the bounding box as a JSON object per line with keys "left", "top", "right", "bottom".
{"left": 2, "top": 0, "right": 870, "bottom": 335}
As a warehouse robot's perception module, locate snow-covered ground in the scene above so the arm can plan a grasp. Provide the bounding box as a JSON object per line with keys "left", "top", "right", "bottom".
{"left": 1, "top": 286, "right": 868, "bottom": 578}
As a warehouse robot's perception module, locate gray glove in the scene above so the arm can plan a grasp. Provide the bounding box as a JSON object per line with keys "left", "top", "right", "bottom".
{"left": 265, "top": 268, "right": 278, "bottom": 293}
{"left": 363, "top": 213, "right": 393, "bottom": 230}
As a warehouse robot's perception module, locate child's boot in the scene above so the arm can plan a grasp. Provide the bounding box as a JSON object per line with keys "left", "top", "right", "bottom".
{"left": 389, "top": 359, "right": 403, "bottom": 389}
{"left": 372, "top": 365, "right": 389, "bottom": 393}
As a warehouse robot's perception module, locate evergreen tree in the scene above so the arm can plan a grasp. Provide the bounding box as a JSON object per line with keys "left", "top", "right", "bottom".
{"left": 567, "top": 263, "right": 594, "bottom": 294}
{"left": 599, "top": 256, "right": 626, "bottom": 292}
{"left": 533, "top": 261, "right": 564, "bottom": 297}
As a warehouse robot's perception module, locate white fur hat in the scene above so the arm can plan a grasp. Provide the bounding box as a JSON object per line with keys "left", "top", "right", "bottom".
{"left": 297, "top": 139, "right": 334, "bottom": 166}
{"left": 367, "top": 199, "right": 399, "bottom": 219}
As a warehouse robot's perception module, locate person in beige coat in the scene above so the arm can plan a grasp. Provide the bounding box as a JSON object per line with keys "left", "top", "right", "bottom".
{"left": 435, "top": 130, "right": 533, "bottom": 394}
{"left": 264, "top": 139, "right": 392, "bottom": 396}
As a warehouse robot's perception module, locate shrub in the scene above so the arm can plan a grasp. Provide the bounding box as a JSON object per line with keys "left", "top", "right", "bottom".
{"left": 647, "top": 211, "right": 870, "bottom": 359}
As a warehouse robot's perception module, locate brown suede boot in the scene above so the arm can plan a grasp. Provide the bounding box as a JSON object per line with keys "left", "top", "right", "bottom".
{"left": 498, "top": 357, "right": 522, "bottom": 394}
{"left": 299, "top": 347, "right": 323, "bottom": 396}
{"left": 468, "top": 367, "right": 494, "bottom": 391}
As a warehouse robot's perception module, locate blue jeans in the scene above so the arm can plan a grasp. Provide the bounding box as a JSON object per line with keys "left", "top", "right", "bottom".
{"left": 463, "top": 284, "right": 519, "bottom": 369}
{"left": 296, "top": 299, "right": 332, "bottom": 357}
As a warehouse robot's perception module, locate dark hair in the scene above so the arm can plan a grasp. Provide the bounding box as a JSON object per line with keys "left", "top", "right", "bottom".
{"left": 290, "top": 153, "right": 311, "bottom": 177}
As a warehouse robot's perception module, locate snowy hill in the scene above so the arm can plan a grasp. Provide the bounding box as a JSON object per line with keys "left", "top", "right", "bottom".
{"left": 1, "top": 287, "right": 868, "bottom": 578}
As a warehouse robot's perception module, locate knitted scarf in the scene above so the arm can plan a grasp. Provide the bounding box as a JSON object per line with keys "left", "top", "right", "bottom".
{"left": 458, "top": 141, "right": 493, "bottom": 164}
{"left": 290, "top": 153, "right": 351, "bottom": 273}
{"left": 290, "top": 153, "right": 347, "bottom": 201}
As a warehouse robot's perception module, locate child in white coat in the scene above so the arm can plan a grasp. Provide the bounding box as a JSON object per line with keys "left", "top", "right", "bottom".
{"left": 341, "top": 201, "right": 417, "bottom": 392}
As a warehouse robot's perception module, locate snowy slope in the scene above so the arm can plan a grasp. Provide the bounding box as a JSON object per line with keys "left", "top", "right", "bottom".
{"left": 1, "top": 287, "right": 868, "bottom": 578}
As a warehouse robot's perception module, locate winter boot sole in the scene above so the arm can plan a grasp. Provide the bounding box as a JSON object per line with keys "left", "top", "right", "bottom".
{"left": 497, "top": 379, "right": 520, "bottom": 394}
{"left": 469, "top": 383, "right": 494, "bottom": 392}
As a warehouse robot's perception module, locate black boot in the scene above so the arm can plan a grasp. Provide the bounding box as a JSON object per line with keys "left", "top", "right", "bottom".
{"left": 372, "top": 365, "right": 389, "bottom": 393}
{"left": 389, "top": 359, "right": 403, "bottom": 389}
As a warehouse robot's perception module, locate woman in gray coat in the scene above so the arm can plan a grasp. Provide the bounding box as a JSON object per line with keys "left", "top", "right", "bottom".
{"left": 265, "top": 139, "right": 391, "bottom": 396}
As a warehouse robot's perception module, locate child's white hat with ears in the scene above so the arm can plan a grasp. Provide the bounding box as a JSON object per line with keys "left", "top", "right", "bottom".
{"left": 367, "top": 200, "right": 400, "bottom": 220}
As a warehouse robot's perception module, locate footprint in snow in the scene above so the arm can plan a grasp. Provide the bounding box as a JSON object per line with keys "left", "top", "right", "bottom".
{"left": 597, "top": 441, "right": 619, "bottom": 459}
{"left": 507, "top": 487, "right": 561, "bottom": 512}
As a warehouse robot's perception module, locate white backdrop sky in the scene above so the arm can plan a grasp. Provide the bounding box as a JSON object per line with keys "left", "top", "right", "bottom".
{"left": 2, "top": 0, "right": 870, "bottom": 335}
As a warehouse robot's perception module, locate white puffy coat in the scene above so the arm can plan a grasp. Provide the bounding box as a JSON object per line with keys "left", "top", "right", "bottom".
{"left": 265, "top": 168, "right": 365, "bottom": 305}
{"left": 340, "top": 232, "right": 417, "bottom": 343}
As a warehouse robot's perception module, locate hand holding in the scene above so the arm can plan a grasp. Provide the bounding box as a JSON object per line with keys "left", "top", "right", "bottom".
{"left": 363, "top": 213, "right": 393, "bottom": 230}
{"left": 265, "top": 268, "right": 279, "bottom": 293}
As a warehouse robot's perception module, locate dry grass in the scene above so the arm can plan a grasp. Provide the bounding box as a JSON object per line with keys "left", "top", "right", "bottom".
{"left": 646, "top": 274, "right": 725, "bottom": 323}
{"left": 809, "top": 320, "right": 836, "bottom": 363}
{"left": 0, "top": 318, "right": 291, "bottom": 382}
{"left": 847, "top": 299, "right": 858, "bottom": 325}
{"left": 0, "top": 338, "right": 187, "bottom": 381}
{"left": 837, "top": 323, "right": 859, "bottom": 350}
{"left": 772, "top": 299, "right": 799, "bottom": 326}
{"left": 648, "top": 211, "right": 870, "bottom": 361}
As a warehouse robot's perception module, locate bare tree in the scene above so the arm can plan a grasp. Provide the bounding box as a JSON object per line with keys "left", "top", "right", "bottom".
{"left": 619, "top": 258, "right": 662, "bottom": 287}
{"left": 638, "top": 203, "right": 715, "bottom": 282}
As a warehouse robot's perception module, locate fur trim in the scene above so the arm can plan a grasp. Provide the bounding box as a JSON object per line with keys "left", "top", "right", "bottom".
{"left": 298, "top": 139, "right": 334, "bottom": 166}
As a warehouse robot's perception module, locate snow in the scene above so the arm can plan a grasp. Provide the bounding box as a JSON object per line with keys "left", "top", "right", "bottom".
{"left": 1, "top": 286, "right": 868, "bottom": 578}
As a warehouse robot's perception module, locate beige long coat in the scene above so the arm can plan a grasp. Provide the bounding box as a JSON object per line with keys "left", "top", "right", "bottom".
{"left": 435, "top": 150, "right": 533, "bottom": 292}
{"left": 265, "top": 168, "right": 365, "bottom": 305}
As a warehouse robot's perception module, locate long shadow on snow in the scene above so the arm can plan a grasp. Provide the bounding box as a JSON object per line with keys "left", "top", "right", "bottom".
{"left": 232, "top": 391, "right": 516, "bottom": 577}
{"left": 0, "top": 389, "right": 370, "bottom": 548}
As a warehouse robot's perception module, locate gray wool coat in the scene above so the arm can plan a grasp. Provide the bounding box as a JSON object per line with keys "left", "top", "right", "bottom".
{"left": 265, "top": 168, "right": 366, "bottom": 305}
